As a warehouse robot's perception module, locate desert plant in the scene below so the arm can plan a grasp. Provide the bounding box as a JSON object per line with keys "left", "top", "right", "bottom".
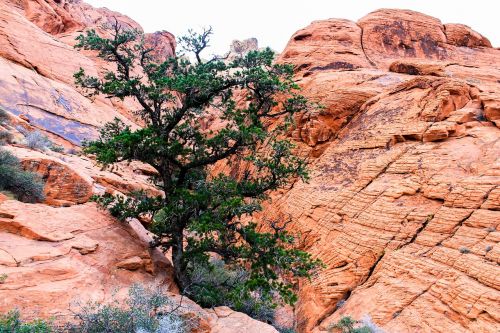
{"left": 459, "top": 246, "right": 470, "bottom": 254}
{"left": 75, "top": 21, "right": 321, "bottom": 309}
{"left": 0, "top": 274, "right": 7, "bottom": 284}
{"left": 0, "top": 108, "right": 9, "bottom": 124}
{"left": 67, "top": 284, "right": 188, "bottom": 333}
{"left": 329, "top": 315, "right": 383, "bottom": 333}
{"left": 485, "top": 245, "right": 493, "bottom": 252}
{"left": 0, "top": 310, "right": 52, "bottom": 333}
{"left": 0, "top": 130, "right": 13, "bottom": 145}
{"left": 24, "top": 131, "right": 51, "bottom": 151}
{"left": 186, "top": 258, "right": 276, "bottom": 323}
{"left": 49, "top": 145, "right": 65, "bottom": 153}
{"left": 0, "top": 149, "right": 45, "bottom": 203}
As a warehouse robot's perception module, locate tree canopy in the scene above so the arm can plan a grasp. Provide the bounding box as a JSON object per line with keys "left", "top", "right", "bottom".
{"left": 75, "top": 21, "right": 321, "bottom": 311}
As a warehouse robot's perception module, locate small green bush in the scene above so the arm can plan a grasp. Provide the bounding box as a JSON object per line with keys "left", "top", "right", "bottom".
{"left": 459, "top": 246, "right": 470, "bottom": 254}
{"left": 0, "top": 310, "right": 52, "bottom": 333}
{"left": 0, "top": 285, "right": 188, "bottom": 333}
{"left": 66, "top": 284, "right": 188, "bottom": 333}
{"left": 25, "top": 131, "right": 51, "bottom": 151}
{"left": 275, "top": 327, "right": 297, "bottom": 333}
{"left": 329, "top": 315, "right": 383, "bottom": 333}
{"left": 187, "top": 259, "right": 276, "bottom": 324}
{"left": 187, "top": 259, "right": 302, "bottom": 331}
{"left": 0, "top": 130, "right": 13, "bottom": 145}
{"left": 0, "top": 108, "right": 9, "bottom": 124}
{"left": 49, "top": 145, "right": 65, "bottom": 153}
{"left": 0, "top": 149, "right": 45, "bottom": 203}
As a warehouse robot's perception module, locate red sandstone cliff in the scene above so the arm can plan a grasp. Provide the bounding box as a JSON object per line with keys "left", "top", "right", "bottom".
{"left": 267, "top": 8, "right": 499, "bottom": 333}
{"left": 0, "top": 2, "right": 498, "bottom": 333}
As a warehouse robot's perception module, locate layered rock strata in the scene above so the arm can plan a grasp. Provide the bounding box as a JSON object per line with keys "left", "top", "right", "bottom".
{"left": 271, "top": 9, "right": 500, "bottom": 333}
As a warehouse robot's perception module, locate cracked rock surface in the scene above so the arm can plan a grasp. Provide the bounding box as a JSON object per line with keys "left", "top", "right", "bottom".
{"left": 257, "top": 8, "right": 500, "bottom": 333}
{"left": 0, "top": 2, "right": 498, "bottom": 332}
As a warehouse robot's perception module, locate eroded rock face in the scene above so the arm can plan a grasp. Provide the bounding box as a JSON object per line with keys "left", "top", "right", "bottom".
{"left": 444, "top": 23, "right": 492, "bottom": 48}
{"left": 0, "top": 200, "right": 174, "bottom": 317}
{"left": 279, "top": 19, "right": 372, "bottom": 75}
{"left": 0, "top": 200, "right": 277, "bottom": 333}
{"left": 1, "top": 2, "right": 499, "bottom": 332}
{"left": 264, "top": 8, "right": 500, "bottom": 333}
{"left": 0, "top": 0, "right": 175, "bottom": 146}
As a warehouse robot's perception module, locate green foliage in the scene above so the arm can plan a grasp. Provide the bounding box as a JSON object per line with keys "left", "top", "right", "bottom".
{"left": 24, "top": 131, "right": 51, "bottom": 151}
{"left": 66, "top": 284, "right": 187, "bottom": 333}
{"left": 0, "top": 149, "right": 45, "bottom": 203}
{"left": 0, "top": 310, "right": 52, "bottom": 333}
{"left": 0, "top": 109, "right": 13, "bottom": 146}
{"left": 0, "top": 285, "right": 187, "bottom": 333}
{"left": 276, "top": 328, "right": 297, "bottom": 333}
{"left": 329, "top": 316, "right": 383, "bottom": 333}
{"left": 49, "top": 145, "right": 65, "bottom": 153}
{"left": 75, "top": 23, "right": 321, "bottom": 312}
{"left": 187, "top": 259, "right": 276, "bottom": 322}
{"left": 0, "top": 131, "right": 13, "bottom": 145}
{"left": 0, "top": 108, "right": 9, "bottom": 124}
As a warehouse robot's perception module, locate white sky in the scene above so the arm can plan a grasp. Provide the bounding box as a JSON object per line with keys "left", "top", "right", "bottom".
{"left": 86, "top": 0, "right": 499, "bottom": 56}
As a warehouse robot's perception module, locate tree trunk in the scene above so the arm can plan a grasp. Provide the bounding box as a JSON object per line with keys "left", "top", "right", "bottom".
{"left": 171, "top": 230, "right": 188, "bottom": 292}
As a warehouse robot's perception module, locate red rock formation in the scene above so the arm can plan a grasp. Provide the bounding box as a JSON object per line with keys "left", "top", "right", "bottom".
{"left": 444, "top": 23, "right": 492, "bottom": 48}
{"left": 0, "top": 0, "right": 175, "bottom": 146}
{"left": 0, "top": 2, "right": 498, "bottom": 332}
{"left": 267, "top": 8, "right": 500, "bottom": 333}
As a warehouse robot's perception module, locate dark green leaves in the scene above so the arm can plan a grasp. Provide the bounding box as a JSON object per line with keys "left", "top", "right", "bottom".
{"left": 0, "top": 149, "right": 45, "bottom": 203}
{"left": 75, "top": 23, "right": 321, "bottom": 315}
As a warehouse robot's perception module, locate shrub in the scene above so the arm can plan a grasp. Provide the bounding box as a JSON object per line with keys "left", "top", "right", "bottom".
{"left": 275, "top": 327, "right": 297, "bottom": 333}
{"left": 25, "top": 131, "right": 51, "bottom": 151}
{"left": 0, "top": 310, "right": 52, "bottom": 333}
{"left": 459, "top": 246, "right": 470, "bottom": 254}
{"left": 329, "top": 315, "right": 384, "bottom": 333}
{"left": 0, "top": 149, "right": 45, "bottom": 203}
{"left": 186, "top": 259, "right": 276, "bottom": 324}
{"left": 485, "top": 245, "right": 493, "bottom": 252}
{"left": 66, "top": 284, "right": 189, "bottom": 333}
{"left": 0, "top": 108, "right": 9, "bottom": 124}
{"left": 0, "top": 130, "right": 13, "bottom": 145}
{"left": 49, "top": 145, "right": 65, "bottom": 153}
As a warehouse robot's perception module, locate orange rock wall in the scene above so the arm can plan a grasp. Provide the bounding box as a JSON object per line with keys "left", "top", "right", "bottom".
{"left": 0, "top": 2, "right": 498, "bottom": 332}
{"left": 271, "top": 9, "right": 500, "bottom": 333}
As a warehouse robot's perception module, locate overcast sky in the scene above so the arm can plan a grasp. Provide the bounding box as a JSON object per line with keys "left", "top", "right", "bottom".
{"left": 86, "top": 0, "right": 499, "bottom": 56}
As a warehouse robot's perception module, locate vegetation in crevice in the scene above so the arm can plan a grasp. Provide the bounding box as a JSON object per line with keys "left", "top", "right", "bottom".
{"left": 0, "top": 148, "right": 45, "bottom": 203}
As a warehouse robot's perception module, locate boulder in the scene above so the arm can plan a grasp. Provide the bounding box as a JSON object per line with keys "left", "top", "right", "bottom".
{"left": 444, "top": 23, "right": 492, "bottom": 48}
{"left": 278, "top": 19, "right": 372, "bottom": 75}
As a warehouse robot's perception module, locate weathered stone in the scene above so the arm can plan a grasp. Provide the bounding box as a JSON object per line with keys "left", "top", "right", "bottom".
{"left": 267, "top": 9, "right": 500, "bottom": 332}
{"left": 444, "top": 23, "right": 492, "bottom": 48}
{"left": 116, "top": 256, "right": 144, "bottom": 271}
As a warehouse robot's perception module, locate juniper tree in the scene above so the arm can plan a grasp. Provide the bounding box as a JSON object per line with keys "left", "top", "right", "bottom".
{"left": 74, "top": 22, "right": 320, "bottom": 308}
